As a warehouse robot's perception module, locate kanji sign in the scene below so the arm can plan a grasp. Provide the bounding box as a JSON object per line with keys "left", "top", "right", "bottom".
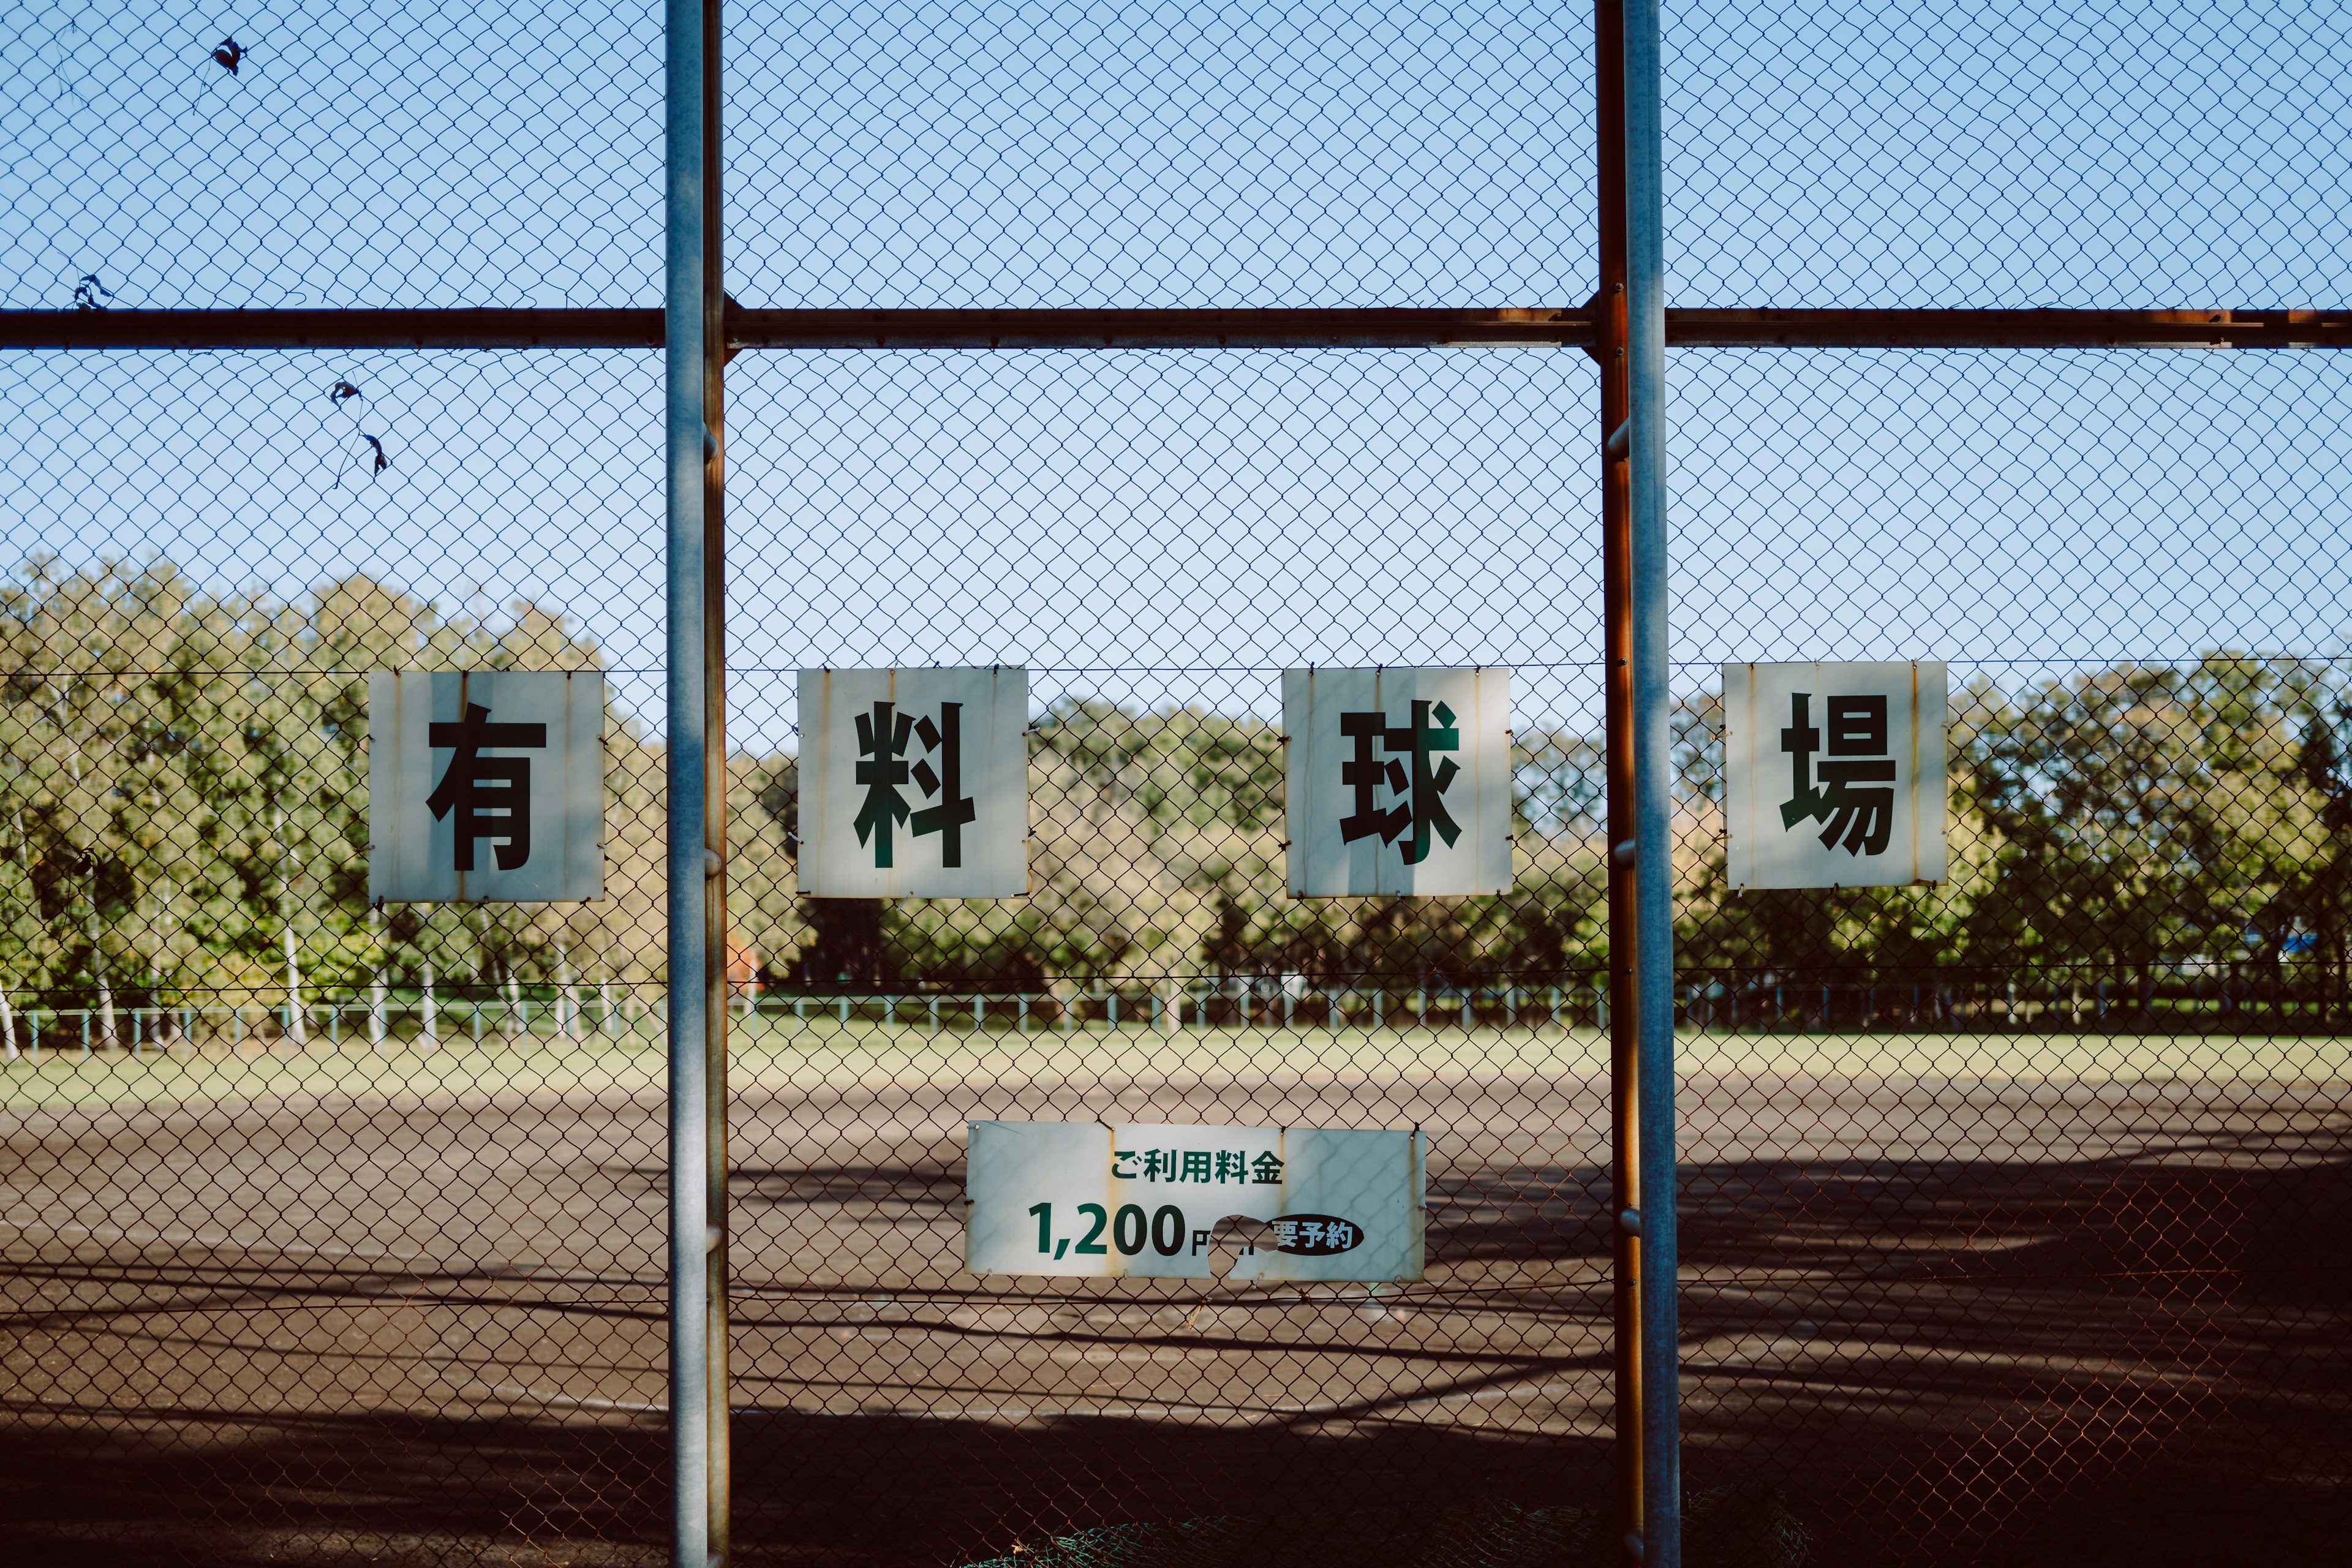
{"left": 798, "top": 667, "right": 1028, "bottom": 897}
{"left": 368, "top": 671, "right": 605, "bottom": 902}
{"left": 1284, "top": 667, "right": 1512, "bottom": 895}
{"left": 1724, "top": 660, "right": 1947, "bottom": 889}
{"left": 964, "top": 1121, "right": 1425, "bottom": 1283}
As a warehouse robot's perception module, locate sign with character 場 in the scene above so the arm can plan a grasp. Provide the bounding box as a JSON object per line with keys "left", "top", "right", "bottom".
{"left": 368, "top": 671, "right": 605, "bottom": 902}
{"left": 797, "top": 666, "right": 1030, "bottom": 898}
{"left": 1723, "top": 660, "right": 1947, "bottom": 890}
{"left": 965, "top": 1121, "right": 1425, "bottom": 1283}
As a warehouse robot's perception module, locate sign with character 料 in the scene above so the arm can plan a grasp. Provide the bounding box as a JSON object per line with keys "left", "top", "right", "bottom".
{"left": 798, "top": 666, "right": 1029, "bottom": 898}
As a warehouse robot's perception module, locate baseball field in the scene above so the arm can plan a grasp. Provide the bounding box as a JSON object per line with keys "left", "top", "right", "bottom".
{"left": 5, "top": 1017, "right": 2346, "bottom": 1566}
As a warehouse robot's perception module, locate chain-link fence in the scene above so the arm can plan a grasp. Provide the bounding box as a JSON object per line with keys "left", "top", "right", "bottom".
{"left": 5, "top": 4, "right": 2348, "bottom": 1566}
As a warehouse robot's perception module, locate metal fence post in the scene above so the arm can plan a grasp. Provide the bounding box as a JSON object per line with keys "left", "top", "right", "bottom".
{"left": 1622, "top": 0, "right": 1681, "bottom": 1559}
{"left": 699, "top": 0, "right": 732, "bottom": 1550}
{"left": 665, "top": 0, "right": 729, "bottom": 1561}
{"left": 1592, "top": 0, "right": 1645, "bottom": 1554}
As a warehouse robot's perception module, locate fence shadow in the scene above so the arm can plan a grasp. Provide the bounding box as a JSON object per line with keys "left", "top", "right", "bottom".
{"left": 1640, "top": 1138, "right": 2352, "bottom": 1564}
{"left": 4, "top": 1135, "right": 2345, "bottom": 1567}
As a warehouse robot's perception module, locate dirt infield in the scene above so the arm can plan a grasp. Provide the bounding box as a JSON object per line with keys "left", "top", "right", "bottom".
{"left": 4, "top": 1023, "right": 2348, "bottom": 1566}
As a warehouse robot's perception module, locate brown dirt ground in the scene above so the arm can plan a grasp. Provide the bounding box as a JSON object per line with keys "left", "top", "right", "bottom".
{"left": 4, "top": 1035, "right": 2347, "bottom": 1566}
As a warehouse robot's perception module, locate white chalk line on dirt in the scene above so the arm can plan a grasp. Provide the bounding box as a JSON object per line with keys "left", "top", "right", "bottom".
{"left": 0, "top": 1218, "right": 663, "bottom": 1286}
{"left": 0, "top": 1216, "right": 658, "bottom": 1283}
{"left": 464, "top": 1380, "right": 666, "bottom": 1415}
{"left": 462, "top": 1367, "right": 1605, "bottom": 1426}
{"left": 1, "top": 1216, "right": 456, "bottom": 1265}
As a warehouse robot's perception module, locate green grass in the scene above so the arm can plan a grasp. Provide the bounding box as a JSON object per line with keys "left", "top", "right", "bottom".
{"left": 5, "top": 1010, "right": 2345, "bottom": 1112}
{"left": 0, "top": 1028, "right": 666, "bottom": 1112}
{"left": 1672, "top": 1025, "right": 2350, "bottom": 1085}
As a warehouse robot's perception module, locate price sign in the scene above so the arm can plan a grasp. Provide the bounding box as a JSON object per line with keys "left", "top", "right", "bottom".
{"left": 964, "top": 1120, "right": 1425, "bottom": 1283}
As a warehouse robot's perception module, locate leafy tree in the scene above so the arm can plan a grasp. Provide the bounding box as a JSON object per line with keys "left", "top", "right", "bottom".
{"left": 15, "top": 549, "right": 2351, "bottom": 1033}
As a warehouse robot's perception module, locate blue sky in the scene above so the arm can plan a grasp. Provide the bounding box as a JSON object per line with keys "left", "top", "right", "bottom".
{"left": 5, "top": 2, "right": 2350, "bottom": 748}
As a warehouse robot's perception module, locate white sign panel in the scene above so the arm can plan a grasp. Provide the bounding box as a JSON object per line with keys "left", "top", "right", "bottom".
{"left": 1284, "top": 667, "right": 1512, "bottom": 896}
{"left": 369, "top": 671, "right": 605, "bottom": 902}
{"left": 1724, "top": 660, "right": 1947, "bottom": 890}
{"left": 799, "top": 667, "right": 1028, "bottom": 898}
{"left": 965, "top": 1121, "right": 1425, "bottom": 1283}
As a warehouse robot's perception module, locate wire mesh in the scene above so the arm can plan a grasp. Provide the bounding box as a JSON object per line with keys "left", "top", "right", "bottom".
{"left": 1, "top": 5, "right": 664, "bottom": 310}
{"left": 714, "top": 343, "right": 2352, "bottom": 1566}
{"left": 1665, "top": 4, "right": 2352, "bottom": 308}
{"left": 0, "top": 349, "right": 677, "bottom": 1562}
{"left": 1657, "top": 349, "right": 2352, "bottom": 1562}
{"left": 2, "top": 2, "right": 2348, "bottom": 1566}
{"left": 722, "top": 1, "right": 1596, "bottom": 308}
{"left": 722, "top": 347, "right": 1618, "bottom": 1566}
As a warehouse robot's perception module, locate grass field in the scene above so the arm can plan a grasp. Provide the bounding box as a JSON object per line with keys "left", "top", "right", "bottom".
{"left": 4, "top": 1016, "right": 2346, "bottom": 1113}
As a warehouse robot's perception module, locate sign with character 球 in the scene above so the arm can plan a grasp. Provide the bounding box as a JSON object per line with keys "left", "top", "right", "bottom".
{"left": 797, "top": 666, "right": 1029, "bottom": 898}
{"left": 964, "top": 1120, "right": 1425, "bottom": 1282}
{"left": 368, "top": 670, "right": 606, "bottom": 902}
{"left": 1284, "top": 666, "right": 1512, "bottom": 896}
{"left": 1723, "top": 660, "right": 1947, "bottom": 890}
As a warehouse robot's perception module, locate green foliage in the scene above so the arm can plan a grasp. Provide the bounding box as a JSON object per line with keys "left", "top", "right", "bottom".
{"left": 9, "top": 554, "right": 2347, "bottom": 1013}
{"left": 0, "top": 556, "right": 664, "bottom": 1013}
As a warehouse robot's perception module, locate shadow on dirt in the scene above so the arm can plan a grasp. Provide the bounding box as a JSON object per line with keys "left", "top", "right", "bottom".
{"left": 4, "top": 1135, "right": 2346, "bottom": 1567}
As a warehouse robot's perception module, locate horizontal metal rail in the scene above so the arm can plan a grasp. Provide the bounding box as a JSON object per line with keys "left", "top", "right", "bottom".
{"left": 3, "top": 306, "right": 2347, "bottom": 352}
{"left": 0, "top": 308, "right": 669, "bottom": 351}
{"left": 728, "top": 307, "right": 1591, "bottom": 349}
{"left": 1676, "top": 307, "right": 2352, "bottom": 349}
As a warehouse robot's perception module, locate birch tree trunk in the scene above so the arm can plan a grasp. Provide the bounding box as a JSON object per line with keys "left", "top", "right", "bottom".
{"left": 598, "top": 942, "right": 617, "bottom": 1039}
{"left": 155, "top": 874, "right": 187, "bottom": 1046}
{"left": 555, "top": 933, "right": 577, "bottom": 1043}
{"left": 1, "top": 978, "right": 17, "bottom": 1061}
{"left": 87, "top": 867, "right": 118, "bottom": 1054}
{"left": 281, "top": 917, "right": 307, "bottom": 1048}
{"left": 421, "top": 957, "right": 437, "bottom": 1049}
{"left": 2, "top": 803, "right": 34, "bottom": 1061}
{"left": 369, "top": 908, "right": 388, "bottom": 1054}
{"left": 274, "top": 807, "right": 307, "bottom": 1049}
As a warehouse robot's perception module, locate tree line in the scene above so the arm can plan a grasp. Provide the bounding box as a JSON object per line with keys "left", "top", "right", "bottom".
{"left": 6, "top": 556, "right": 2348, "bottom": 1040}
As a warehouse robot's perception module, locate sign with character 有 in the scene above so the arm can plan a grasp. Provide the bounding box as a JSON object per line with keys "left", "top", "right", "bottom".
{"left": 1284, "top": 666, "right": 1512, "bottom": 896}
{"left": 368, "top": 671, "right": 605, "bottom": 902}
{"left": 1723, "top": 660, "right": 1947, "bottom": 890}
{"left": 964, "top": 1121, "right": 1425, "bottom": 1283}
{"left": 797, "top": 666, "right": 1029, "bottom": 898}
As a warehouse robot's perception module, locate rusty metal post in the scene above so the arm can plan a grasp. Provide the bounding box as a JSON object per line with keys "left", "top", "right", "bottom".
{"left": 1591, "top": 1, "right": 1646, "bottom": 1556}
